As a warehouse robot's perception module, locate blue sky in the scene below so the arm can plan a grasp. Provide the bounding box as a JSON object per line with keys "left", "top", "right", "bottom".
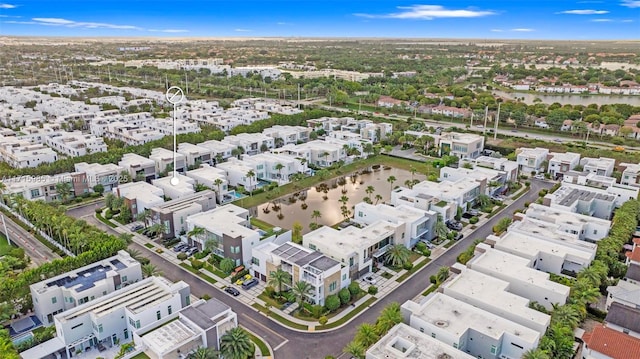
{"left": 0, "top": 1, "right": 638, "bottom": 39}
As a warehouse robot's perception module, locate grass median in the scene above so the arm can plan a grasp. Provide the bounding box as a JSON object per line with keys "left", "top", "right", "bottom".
{"left": 316, "top": 296, "right": 377, "bottom": 330}
{"left": 244, "top": 329, "right": 271, "bottom": 356}
{"left": 179, "top": 263, "right": 218, "bottom": 285}
{"left": 251, "top": 303, "right": 309, "bottom": 331}
{"left": 396, "top": 258, "right": 431, "bottom": 283}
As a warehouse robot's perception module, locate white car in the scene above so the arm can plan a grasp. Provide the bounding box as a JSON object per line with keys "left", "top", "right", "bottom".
{"left": 534, "top": 174, "right": 545, "bottom": 180}
{"left": 363, "top": 276, "right": 377, "bottom": 285}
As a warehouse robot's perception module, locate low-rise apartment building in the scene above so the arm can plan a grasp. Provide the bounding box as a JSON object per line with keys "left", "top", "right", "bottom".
{"left": 273, "top": 140, "right": 346, "bottom": 167}
{"left": 30, "top": 250, "right": 142, "bottom": 326}
{"left": 543, "top": 184, "right": 617, "bottom": 219}
{"left": 467, "top": 243, "right": 569, "bottom": 310}
{"left": 118, "top": 153, "right": 156, "bottom": 182}
{"left": 440, "top": 166, "right": 507, "bottom": 197}
{"left": 150, "top": 190, "right": 217, "bottom": 239}
{"left": 20, "top": 276, "right": 191, "bottom": 359}
{"left": 217, "top": 158, "right": 260, "bottom": 192}
{"left": 222, "top": 133, "right": 275, "bottom": 155}
{"left": 104, "top": 123, "right": 164, "bottom": 146}
{"left": 144, "top": 118, "right": 201, "bottom": 136}
{"left": 516, "top": 147, "right": 549, "bottom": 175}
{"left": 523, "top": 203, "right": 610, "bottom": 242}
{"left": 620, "top": 162, "right": 640, "bottom": 187}
{"left": 186, "top": 204, "right": 260, "bottom": 266}
{"left": 581, "top": 157, "right": 616, "bottom": 177}
{"left": 0, "top": 139, "right": 58, "bottom": 168}
{"left": 198, "top": 140, "right": 236, "bottom": 162}
{"left": 115, "top": 181, "right": 165, "bottom": 215}
{"left": 391, "top": 178, "right": 481, "bottom": 217}
{"left": 441, "top": 265, "right": 551, "bottom": 334}
{"left": 353, "top": 203, "right": 437, "bottom": 247}
{"left": 437, "top": 133, "right": 485, "bottom": 159}
{"left": 1, "top": 173, "right": 86, "bottom": 202}
{"left": 303, "top": 220, "right": 402, "bottom": 279}
{"left": 149, "top": 147, "right": 187, "bottom": 174}
{"left": 366, "top": 323, "right": 475, "bottom": 359}
{"left": 74, "top": 162, "right": 123, "bottom": 193}
{"left": 547, "top": 152, "right": 581, "bottom": 179}
{"left": 241, "top": 153, "right": 308, "bottom": 185}
{"left": 152, "top": 174, "right": 196, "bottom": 200}
{"left": 262, "top": 125, "right": 311, "bottom": 145}
{"left": 472, "top": 156, "right": 519, "bottom": 182}
{"left": 401, "top": 293, "right": 540, "bottom": 359}
{"left": 177, "top": 142, "right": 213, "bottom": 167}
{"left": 251, "top": 241, "right": 349, "bottom": 306}
{"left": 45, "top": 131, "right": 107, "bottom": 157}
{"left": 185, "top": 164, "right": 230, "bottom": 203}
{"left": 133, "top": 298, "right": 237, "bottom": 359}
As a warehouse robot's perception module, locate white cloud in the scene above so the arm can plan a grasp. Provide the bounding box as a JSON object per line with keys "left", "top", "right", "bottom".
{"left": 234, "top": 28, "right": 251, "bottom": 32}
{"left": 25, "top": 17, "right": 142, "bottom": 30}
{"left": 622, "top": 19, "right": 635, "bottom": 22}
{"left": 354, "top": 5, "right": 496, "bottom": 20}
{"left": 511, "top": 28, "right": 535, "bottom": 32}
{"left": 490, "top": 29, "right": 503, "bottom": 32}
{"left": 591, "top": 18, "right": 613, "bottom": 22}
{"left": 621, "top": 0, "right": 640, "bottom": 8}
{"left": 0, "top": 3, "right": 16, "bottom": 9}
{"left": 276, "top": 22, "right": 290, "bottom": 25}
{"left": 559, "top": 9, "right": 609, "bottom": 14}
{"left": 148, "top": 29, "right": 189, "bottom": 33}
{"left": 0, "top": 14, "right": 20, "bottom": 18}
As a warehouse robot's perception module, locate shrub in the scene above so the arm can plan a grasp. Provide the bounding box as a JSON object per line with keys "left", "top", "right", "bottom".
{"left": 430, "top": 275, "right": 437, "bottom": 284}
{"left": 368, "top": 285, "right": 378, "bottom": 295}
{"left": 415, "top": 242, "right": 427, "bottom": 253}
{"left": 319, "top": 316, "right": 328, "bottom": 325}
{"left": 95, "top": 207, "right": 103, "bottom": 214}
{"left": 177, "top": 253, "right": 187, "bottom": 261}
{"left": 325, "top": 295, "right": 341, "bottom": 312}
{"left": 422, "top": 249, "right": 431, "bottom": 257}
{"left": 403, "top": 262, "right": 414, "bottom": 270}
{"left": 219, "top": 258, "right": 236, "bottom": 274}
{"left": 265, "top": 286, "right": 276, "bottom": 298}
{"left": 104, "top": 212, "right": 113, "bottom": 220}
{"left": 202, "top": 294, "right": 211, "bottom": 300}
{"left": 348, "top": 281, "right": 361, "bottom": 296}
{"left": 312, "top": 305, "right": 324, "bottom": 318}
{"left": 538, "top": 189, "right": 548, "bottom": 197}
{"left": 191, "top": 259, "right": 204, "bottom": 270}
{"left": 469, "top": 216, "right": 479, "bottom": 224}
{"left": 338, "top": 288, "right": 351, "bottom": 305}
{"left": 230, "top": 269, "right": 250, "bottom": 283}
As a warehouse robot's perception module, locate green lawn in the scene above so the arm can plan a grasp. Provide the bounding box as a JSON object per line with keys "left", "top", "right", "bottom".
{"left": 179, "top": 263, "right": 218, "bottom": 284}
{"left": 95, "top": 212, "right": 117, "bottom": 228}
{"left": 315, "top": 296, "right": 377, "bottom": 330}
{"left": 396, "top": 258, "right": 431, "bottom": 283}
{"left": 444, "top": 240, "right": 456, "bottom": 249}
{"left": 130, "top": 353, "right": 151, "bottom": 359}
{"left": 245, "top": 329, "right": 271, "bottom": 356}
{"left": 250, "top": 217, "right": 275, "bottom": 231}
{"left": 144, "top": 243, "right": 154, "bottom": 249}
{"left": 421, "top": 284, "right": 439, "bottom": 296}
{"left": 0, "top": 234, "right": 15, "bottom": 256}
{"left": 251, "top": 303, "right": 309, "bottom": 330}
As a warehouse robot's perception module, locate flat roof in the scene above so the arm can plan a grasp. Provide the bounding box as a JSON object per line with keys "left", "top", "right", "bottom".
{"left": 525, "top": 203, "right": 611, "bottom": 227}
{"left": 493, "top": 229, "right": 595, "bottom": 265}
{"left": 468, "top": 246, "right": 570, "bottom": 297}
{"left": 187, "top": 204, "right": 256, "bottom": 238}
{"left": 443, "top": 268, "right": 550, "bottom": 330}
{"left": 517, "top": 147, "right": 549, "bottom": 157}
{"left": 355, "top": 203, "right": 430, "bottom": 224}
{"left": 118, "top": 181, "right": 164, "bottom": 202}
{"left": 366, "top": 323, "right": 475, "bottom": 359}
{"left": 607, "top": 280, "right": 640, "bottom": 307}
{"left": 405, "top": 293, "right": 539, "bottom": 342}
{"left": 304, "top": 220, "right": 398, "bottom": 255}
{"left": 186, "top": 165, "right": 227, "bottom": 179}
{"left": 510, "top": 217, "right": 595, "bottom": 245}
{"left": 152, "top": 174, "right": 195, "bottom": 193}
{"left": 119, "top": 153, "right": 155, "bottom": 166}
{"left": 142, "top": 318, "right": 198, "bottom": 355}
{"left": 152, "top": 190, "right": 216, "bottom": 213}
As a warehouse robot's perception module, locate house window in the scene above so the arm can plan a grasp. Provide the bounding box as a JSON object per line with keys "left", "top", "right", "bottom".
{"left": 431, "top": 333, "right": 436, "bottom": 338}
{"left": 252, "top": 257, "right": 259, "bottom": 265}
{"left": 135, "top": 320, "right": 140, "bottom": 329}
{"left": 98, "top": 324, "right": 103, "bottom": 333}
{"left": 453, "top": 343, "right": 458, "bottom": 349}
{"left": 593, "top": 230, "right": 598, "bottom": 235}
{"left": 490, "top": 345, "right": 496, "bottom": 354}
{"left": 358, "top": 211, "right": 363, "bottom": 217}
{"left": 342, "top": 274, "right": 347, "bottom": 281}
{"left": 419, "top": 328, "right": 424, "bottom": 333}
{"left": 122, "top": 276, "right": 128, "bottom": 282}
{"left": 168, "top": 305, "right": 172, "bottom": 315}
{"left": 329, "top": 281, "right": 337, "bottom": 292}
{"left": 156, "top": 311, "right": 161, "bottom": 320}
{"left": 511, "top": 343, "right": 524, "bottom": 350}
{"left": 71, "top": 323, "right": 83, "bottom": 330}
{"left": 51, "top": 297, "right": 57, "bottom": 304}
{"left": 309, "top": 244, "right": 316, "bottom": 250}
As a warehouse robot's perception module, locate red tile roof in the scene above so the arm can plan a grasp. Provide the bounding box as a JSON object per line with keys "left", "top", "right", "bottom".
{"left": 630, "top": 246, "right": 640, "bottom": 263}
{"left": 583, "top": 326, "right": 640, "bottom": 359}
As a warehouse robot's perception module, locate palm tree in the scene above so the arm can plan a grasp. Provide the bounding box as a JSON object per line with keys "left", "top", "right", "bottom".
{"left": 136, "top": 209, "right": 152, "bottom": 229}
{"left": 268, "top": 268, "right": 291, "bottom": 293}
{"left": 434, "top": 216, "right": 448, "bottom": 241}
{"left": 338, "top": 195, "right": 349, "bottom": 206}
{"left": 125, "top": 248, "right": 144, "bottom": 262}
{"left": 275, "top": 163, "right": 285, "bottom": 180}
{"left": 577, "top": 265, "right": 603, "bottom": 288}
{"left": 522, "top": 348, "right": 550, "bottom": 359}
{"left": 387, "top": 175, "right": 397, "bottom": 191}
{"left": 374, "top": 194, "right": 383, "bottom": 205}
{"left": 311, "top": 210, "right": 322, "bottom": 224}
{"left": 343, "top": 341, "right": 365, "bottom": 359}
{"left": 436, "top": 266, "right": 450, "bottom": 285}
{"left": 404, "top": 179, "right": 414, "bottom": 189}
{"left": 385, "top": 244, "right": 411, "bottom": 268}
{"left": 219, "top": 327, "right": 254, "bottom": 359}
{"left": 365, "top": 185, "right": 375, "bottom": 197}
{"left": 355, "top": 323, "right": 379, "bottom": 348}
{"left": 292, "top": 280, "right": 313, "bottom": 307}
{"left": 142, "top": 264, "right": 161, "bottom": 278}
{"left": 213, "top": 178, "right": 224, "bottom": 203}
{"left": 246, "top": 170, "right": 256, "bottom": 197}
{"left": 148, "top": 223, "right": 166, "bottom": 240}
{"left": 188, "top": 226, "right": 206, "bottom": 247}
{"left": 410, "top": 166, "right": 417, "bottom": 181}
{"left": 55, "top": 181, "right": 73, "bottom": 203}
{"left": 0, "top": 181, "right": 6, "bottom": 205}
{"left": 187, "top": 347, "right": 219, "bottom": 359}
{"left": 477, "top": 194, "right": 491, "bottom": 208}
{"left": 375, "top": 302, "right": 402, "bottom": 334}
{"left": 551, "top": 304, "right": 581, "bottom": 328}
{"left": 321, "top": 151, "right": 330, "bottom": 166}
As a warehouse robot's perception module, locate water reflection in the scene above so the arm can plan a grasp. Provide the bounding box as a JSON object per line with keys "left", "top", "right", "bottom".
{"left": 252, "top": 166, "right": 426, "bottom": 234}
{"left": 492, "top": 89, "right": 640, "bottom": 107}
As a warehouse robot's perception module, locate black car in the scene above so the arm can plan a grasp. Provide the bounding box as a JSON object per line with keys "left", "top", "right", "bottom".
{"left": 224, "top": 287, "right": 240, "bottom": 296}
{"left": 454, "top": 233, "right": 464, "bottom": 241}
{"left": 446, "top": 220, "right": 462, "bottom": 231}
{"left": 241, "top": 278, "right": 259, "bottom": 290}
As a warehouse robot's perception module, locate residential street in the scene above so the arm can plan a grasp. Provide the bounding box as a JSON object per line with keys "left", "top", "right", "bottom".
{"left": 0, "top": 212, "right": 61, "bottom": 266}
{"left": 71, "top": 179, "right": 552, "bottom": 359}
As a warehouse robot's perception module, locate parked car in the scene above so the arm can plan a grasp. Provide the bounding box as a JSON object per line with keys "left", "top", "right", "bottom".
{"left": 534, "top": 174, "right": 545, "bottom": 180}
{"left": 173, "top": 244, "right": 187, "bottom": 252}
{"left": 454, "top": 233, "right": 464, "bottom": 241}
{"left": 280, "top": 302, "right": 293, "bottom": 311}
{"left": 130, "top": 224, "right": 143, "bottom": 231}
{"left": 363, "top": 276, "right": 377, "bottom": 285}
{"left": 185, "top": 247, "right": 198, "bottom": 257}
{"left": 224, "top": 287, "right": 240, "bottom": 296}
{"left": 446, "top": 220, "right": 462, "bottom": 231}
{"left": 241, "top": 278, "right": 259, "bottom": 290}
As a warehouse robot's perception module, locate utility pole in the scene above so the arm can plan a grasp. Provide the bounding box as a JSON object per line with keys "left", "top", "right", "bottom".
{"left": 108, "top": 67, "right": 112, "bottom": 82}
{"left": 483, "top": 106, "right": 488, "bottom": 134}
{"left": 185, "top": 72, "right": 189, "bottom": 94}
{"left": 494, "top": 103, "right": 500, "bottom": 140}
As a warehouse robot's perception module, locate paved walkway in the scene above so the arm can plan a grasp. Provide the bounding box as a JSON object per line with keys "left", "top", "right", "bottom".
{"left": 102, "top": 186, "right": 524, "bottom": 332}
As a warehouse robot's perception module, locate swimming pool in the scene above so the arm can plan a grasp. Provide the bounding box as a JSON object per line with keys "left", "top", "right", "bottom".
{"left": 12, "top": 332, "right": 33, "bottom": 346}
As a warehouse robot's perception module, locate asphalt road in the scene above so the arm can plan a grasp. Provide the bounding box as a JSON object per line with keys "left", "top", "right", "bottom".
{"left": 71, "top": 179, "right": 552, "bottom": 359}
{"left": 0, "top": 213, "right": 60, "bottom": 266}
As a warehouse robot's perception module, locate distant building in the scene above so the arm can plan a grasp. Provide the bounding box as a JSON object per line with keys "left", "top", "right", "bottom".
{"left": 437, "top": 133, "right": 485, "bottom": 159}
{"left": 115, "top": 181, "right": 165, "bottom": 215}
{"left": 150, "top": 190, "right": 217, "bottom": 239}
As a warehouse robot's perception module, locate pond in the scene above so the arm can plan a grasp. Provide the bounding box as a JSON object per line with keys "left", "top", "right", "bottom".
{"left": 252, "top": 166, "right": 426, "bottom": 234}
{"left": 492, "top": 89, "right": 640, "bottom": 107}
